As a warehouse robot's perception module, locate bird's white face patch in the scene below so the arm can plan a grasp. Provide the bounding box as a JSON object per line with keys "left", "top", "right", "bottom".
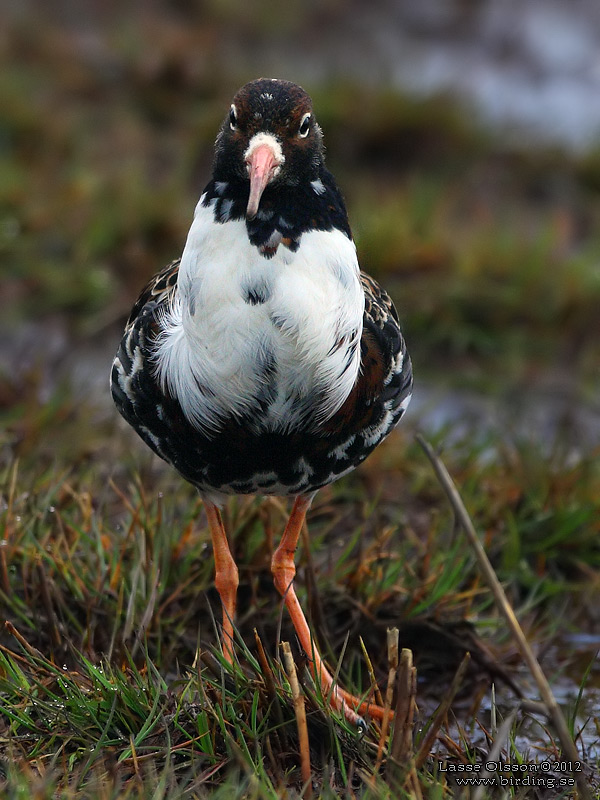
{"left": 244, "top": 132, "right": 285, "bottom": 174}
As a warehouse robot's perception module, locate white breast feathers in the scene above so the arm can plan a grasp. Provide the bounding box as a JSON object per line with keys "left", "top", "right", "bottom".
{"left": 153, "top": 201, "right": 364, "bottom": 437}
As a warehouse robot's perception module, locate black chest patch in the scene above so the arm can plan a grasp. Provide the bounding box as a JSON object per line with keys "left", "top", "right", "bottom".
{"left": 244, "top": 286, "right": 268, "bottom": 305}
{"left": 241, "top": 275, "right": 273, "bottom": 305}
{"left": 202, "top": 169, "right": 352, "bottom": 257}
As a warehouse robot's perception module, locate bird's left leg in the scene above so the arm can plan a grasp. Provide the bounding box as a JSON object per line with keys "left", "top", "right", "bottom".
{"left": 204, "top": 499, "right": 239, "bottom": 663}
{"left": 271, "top": 494, "right": 390, "bottom": 725}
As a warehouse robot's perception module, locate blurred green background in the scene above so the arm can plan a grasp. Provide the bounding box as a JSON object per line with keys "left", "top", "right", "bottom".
{"left": 2, "top": 1, "right": 600, "bottom": 456}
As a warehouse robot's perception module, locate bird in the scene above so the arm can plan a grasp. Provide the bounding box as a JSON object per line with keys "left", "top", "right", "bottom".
{"left": 111, "top": 78, "right": 413, "bottom": 725}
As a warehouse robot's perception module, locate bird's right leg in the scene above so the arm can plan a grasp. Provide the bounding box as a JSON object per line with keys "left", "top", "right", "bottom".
{"left": 204, "top": 500, "right": 239, "bottom": 663}
{"left": 272, "top": 494, "right": 390, "bottom": 726}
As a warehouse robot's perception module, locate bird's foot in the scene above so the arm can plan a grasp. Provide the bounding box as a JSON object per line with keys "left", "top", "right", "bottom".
{"left": 308, "top": 657, "right": 391, "bottom": 727}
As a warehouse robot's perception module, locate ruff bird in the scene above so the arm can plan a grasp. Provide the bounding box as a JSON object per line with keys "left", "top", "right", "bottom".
{"left": 111, "top": 78, "right": 413, "bottom": 724}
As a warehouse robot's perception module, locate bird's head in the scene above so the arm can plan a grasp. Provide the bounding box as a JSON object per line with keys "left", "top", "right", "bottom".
{"left": 213, "top": 78, "right": 325, "bottom": 219}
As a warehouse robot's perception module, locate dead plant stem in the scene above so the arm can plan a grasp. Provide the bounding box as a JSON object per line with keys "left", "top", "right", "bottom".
{"left": 417, "top": 434, "right": 591, "bottom": 800}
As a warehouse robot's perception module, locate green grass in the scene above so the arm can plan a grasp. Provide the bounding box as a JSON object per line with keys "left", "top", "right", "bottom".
{"left": 1, "top": 391, "right": 599, "bottom": 796}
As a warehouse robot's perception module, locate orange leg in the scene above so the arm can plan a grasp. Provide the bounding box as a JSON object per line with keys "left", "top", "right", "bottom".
{"left": 204, "top": 500, "right": 239, "bottom": 663}
{"left": 272, "top": 494, "right": 389, "bottom": 725}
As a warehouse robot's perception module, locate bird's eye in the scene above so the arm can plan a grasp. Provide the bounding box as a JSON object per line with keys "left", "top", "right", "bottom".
{"left": 298, "top": 113, "right": 311, "bottom": 138}
{"left": 229, "top": 105, "right": 238, "bottom": 130}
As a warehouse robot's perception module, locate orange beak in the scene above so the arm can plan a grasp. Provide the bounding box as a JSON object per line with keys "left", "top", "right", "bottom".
{"left": 246, "top": 143, "right": 280, "bottom": 219}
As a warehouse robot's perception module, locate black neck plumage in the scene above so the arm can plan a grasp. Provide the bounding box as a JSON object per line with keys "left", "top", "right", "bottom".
{"left": 201, "top": 167, "right": 352, "bottom": 255}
